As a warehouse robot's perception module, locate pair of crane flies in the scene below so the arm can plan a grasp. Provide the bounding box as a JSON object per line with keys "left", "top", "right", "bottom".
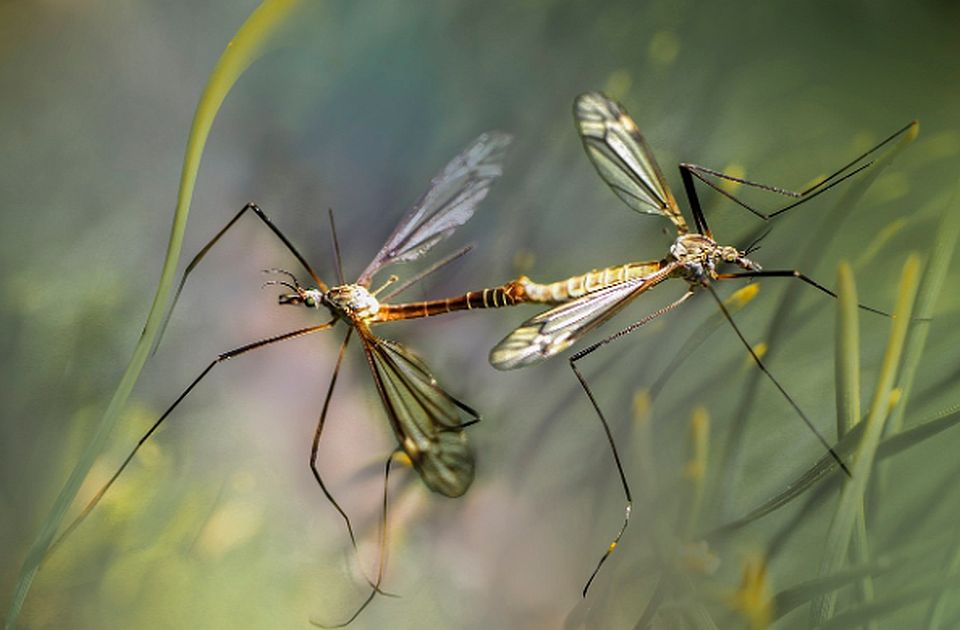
{"left": 55, "top": 94, "right": 913, "bottom": 625}
{"left": 489, "top": 92, "right": 915, "bottom": 593}
{"left": 55, "top": 131, "right": 545, "bottom": 627}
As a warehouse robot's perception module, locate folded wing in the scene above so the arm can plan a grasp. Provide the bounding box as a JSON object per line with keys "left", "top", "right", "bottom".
{"left": 360, "top": 331, "right": 476, "bottom": 497}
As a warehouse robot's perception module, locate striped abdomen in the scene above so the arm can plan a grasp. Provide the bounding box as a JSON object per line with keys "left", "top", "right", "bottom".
{"left": 518, "top": 260, "right": 663, "bottom": 304}
{"left": 374, "top": 279, "right": 530, "bottom": 322}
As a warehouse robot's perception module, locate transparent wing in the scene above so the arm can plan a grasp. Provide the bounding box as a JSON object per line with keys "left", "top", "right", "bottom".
{"left": 489, "top": 263, "right": 677, "bottom": 370}
{"left": 359, "top": 328, "right": 476, "bottom": 497}
{"left": 575, "top": 92, "right": 688, "bottom": 234}
{"left": 358, "top": 131, "right": 513, "bottom": 286}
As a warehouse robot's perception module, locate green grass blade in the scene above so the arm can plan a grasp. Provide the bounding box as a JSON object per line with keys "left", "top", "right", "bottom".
{"left": 833, "top": 261, "right": 875, "bottom": 628}
{"left": 770, "top": 528, "right": 956, "bottom": 620}
{"left": 877, "top": 404, "right": 960, "bottom": 457}
{"left": 924, "top": 534, "right": 960, "bottom": 629}
{"left": 835, "top": 261, "right": 861, "bottom": 440}
{"left": 886, "top": 181, "right": 960, "bottom": 438}
{"left": 707, "top": 402, "right": 960, "bottom": 539}
{"left": 773, "top": 560, "right": 892, "bottom": 620}
{"left": 815, "top": 573, "right": 960, "bottom": 630}
{"left": 4, "top": 2, "right": 308, "bottom": 627}
{"left": 810, "top": 254, "right": 921, "bottom": 625}
{"left": 920, "top": 180, "right": 960, "bottom": 628}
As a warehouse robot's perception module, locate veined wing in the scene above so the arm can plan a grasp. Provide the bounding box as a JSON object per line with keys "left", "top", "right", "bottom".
{"left": 490, "top": 262, "right": 678, "bottom": 370}
{"left": 358, "top": 132, "right": 512, "bottom": 286}
{"left": 575, "top": 92, "right": 688, "bottom": 234}
{"left": 358, "top": 328, "right": 476, "bottom": 497}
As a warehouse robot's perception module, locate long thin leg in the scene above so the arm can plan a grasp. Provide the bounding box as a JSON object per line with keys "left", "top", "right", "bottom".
{"left": 313, "top": 449, "right": 401, "bottom": 628}
{"left": 51, "top": 321, "right": 335, "bottom": 552}
{"left": 568, "top": 289, "right": 695, "bottom": 597}
{"left": 716, "top": 269, "right": 889, "bottom": 317}
{"left": 679, "top": 121, "right": 917, "bottom": 227}
{"left": 155, "top": 202, "right": 326, "bottom": 351}
{"left": 703, "top": 284, "right": 851, "bottom": 476}
{"left": 305, "top": 330, "right": 393, "bottom": 600}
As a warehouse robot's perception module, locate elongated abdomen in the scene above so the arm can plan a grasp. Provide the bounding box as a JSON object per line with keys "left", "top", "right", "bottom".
{"left": 374, "top": 280, "right": 531, "bottom": 322}
{"left": 518, "top": 261, "right": 663, "bottom": 303}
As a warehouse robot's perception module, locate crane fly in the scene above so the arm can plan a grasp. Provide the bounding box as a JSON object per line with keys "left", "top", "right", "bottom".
{"left": 490, "top": 91, "right": 917, "bottom": 595}
{"left": 52, "top": 131, "right": 563, "bottom": 626}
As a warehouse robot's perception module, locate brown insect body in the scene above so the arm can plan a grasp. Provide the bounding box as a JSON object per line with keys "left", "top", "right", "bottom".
{"left": 668, "top": 233, "right": 761, "bottom": 285}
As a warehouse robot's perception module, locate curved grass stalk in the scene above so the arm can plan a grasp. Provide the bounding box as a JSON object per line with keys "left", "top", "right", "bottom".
{"left": 810, "top": 254, "right": 921, "bottom": 625}
{"left": 834, "top": 262, "right": 876, "bottom": 628}
{"left": 706, "top": 396, "right": 960, "bottom": 541}
{"left": 917, "top": 179, "right": 960, "bottom": 629}
{"left": 885, "top": 183, "right": 960, "bottom": 438}
{"left": 4, "top": 2, "right": 308, "bottom": 627}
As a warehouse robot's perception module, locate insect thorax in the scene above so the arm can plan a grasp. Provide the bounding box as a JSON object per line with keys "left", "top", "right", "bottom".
{"left": 670, "top": 234, "right": 758, "bottom": 282}
{"left": 324, "top": 284, "right": 381, "bottom": 320}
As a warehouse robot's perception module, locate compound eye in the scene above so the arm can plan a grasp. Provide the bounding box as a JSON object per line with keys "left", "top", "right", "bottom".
{"left": 304, "top": 296, "right": 316, "bottom": 308}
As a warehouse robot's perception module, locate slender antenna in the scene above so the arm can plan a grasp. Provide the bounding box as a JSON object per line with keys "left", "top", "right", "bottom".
{"left": 704, "top": 284, "right": 851, "bottom": 476}
{"left": 381, "top": 245, "right": 475, "bottom": 302}
{"left": 742, "top": 225, "right": 774, "bottom": 257}
{"left": 328, "top": 208, "right": 345, "bottom": 286}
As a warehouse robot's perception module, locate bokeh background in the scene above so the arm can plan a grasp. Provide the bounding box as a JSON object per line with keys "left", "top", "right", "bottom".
{"left": 3, "top": 1, "right": 960, "bottom": 628}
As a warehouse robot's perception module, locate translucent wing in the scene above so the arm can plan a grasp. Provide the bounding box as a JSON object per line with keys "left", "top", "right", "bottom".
{"left": 490, "top": 262, "right": 678, "bottom": 370}
{"left": 358, "top": 132, "right": 512, "bottom": 286}
{"left": 359, "top": 328, "right": 476, "bottom": 497}
{"left": 575, "top": 92, "right": 688, "bottom": 234}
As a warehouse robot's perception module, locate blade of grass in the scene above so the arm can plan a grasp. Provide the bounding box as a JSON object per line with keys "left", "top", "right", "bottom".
{"left": 885, "top": 182, "right": 960, "bottom": 438}
{"left": 835, "top": 261, "right": 861, "bottom": 441}
{"left": 706, "top": 400, "right": 960, "bottom": 539}
{"left": 4, "top": 2, "right": 309, "bottom": 627}
{"left": 810, "top": 254, "right": 921, "bottom": 624}
{"left": 770, "top": 528, "right": 956, "bottom": 619}
{"left": 834, "top": 262, "right": 875, "bottom": 629}
{"left": 923, "top": 532, "right": 960, "bottom": 629}
{"left": 918, "top": 183, "right": 960, "bottom": 629}
{"left": 816, "top": 572, "right": 960, "bottom": 630}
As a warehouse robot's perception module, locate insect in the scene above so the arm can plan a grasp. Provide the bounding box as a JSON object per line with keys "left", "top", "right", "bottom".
{"left": 52, "top": 131, "right": 564, "bottom": 626}
{"left": 490, "top": 91, "right": 916, "bottom": 594}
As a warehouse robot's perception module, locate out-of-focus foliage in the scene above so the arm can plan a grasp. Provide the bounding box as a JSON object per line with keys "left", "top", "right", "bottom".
{"left": 2, "top": 1, "right": 960, "bottom": 629}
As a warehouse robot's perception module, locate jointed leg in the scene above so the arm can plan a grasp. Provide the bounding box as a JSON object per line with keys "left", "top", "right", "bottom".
{"left": 155, "top": 202, "right": 325, "bottom": 351}
{"left": 704, "top": 284, "right": 851, "bottom": 476}
{"left": 51, "top": 321, "right": 334, "bottom": 552}
{"left": 568, "top": 289, "right": 695, "bottom": 596}
{"left": 313, "top": 449, "right": 402, "bottom": 628}
{"left": 679, "top": 121, "right": 917, "bottom": 229}
{"left": 716, "top": 269, "right": 889, "bottom": 317}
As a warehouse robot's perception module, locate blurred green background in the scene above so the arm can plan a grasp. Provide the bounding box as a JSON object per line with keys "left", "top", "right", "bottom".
{"left": 3, "top": 1, "right": 960, "bottom": 628}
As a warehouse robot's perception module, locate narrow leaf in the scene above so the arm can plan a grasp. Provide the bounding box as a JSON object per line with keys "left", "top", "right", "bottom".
{"left": 811, "top": 255, "right": 921, "bottom": 624}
